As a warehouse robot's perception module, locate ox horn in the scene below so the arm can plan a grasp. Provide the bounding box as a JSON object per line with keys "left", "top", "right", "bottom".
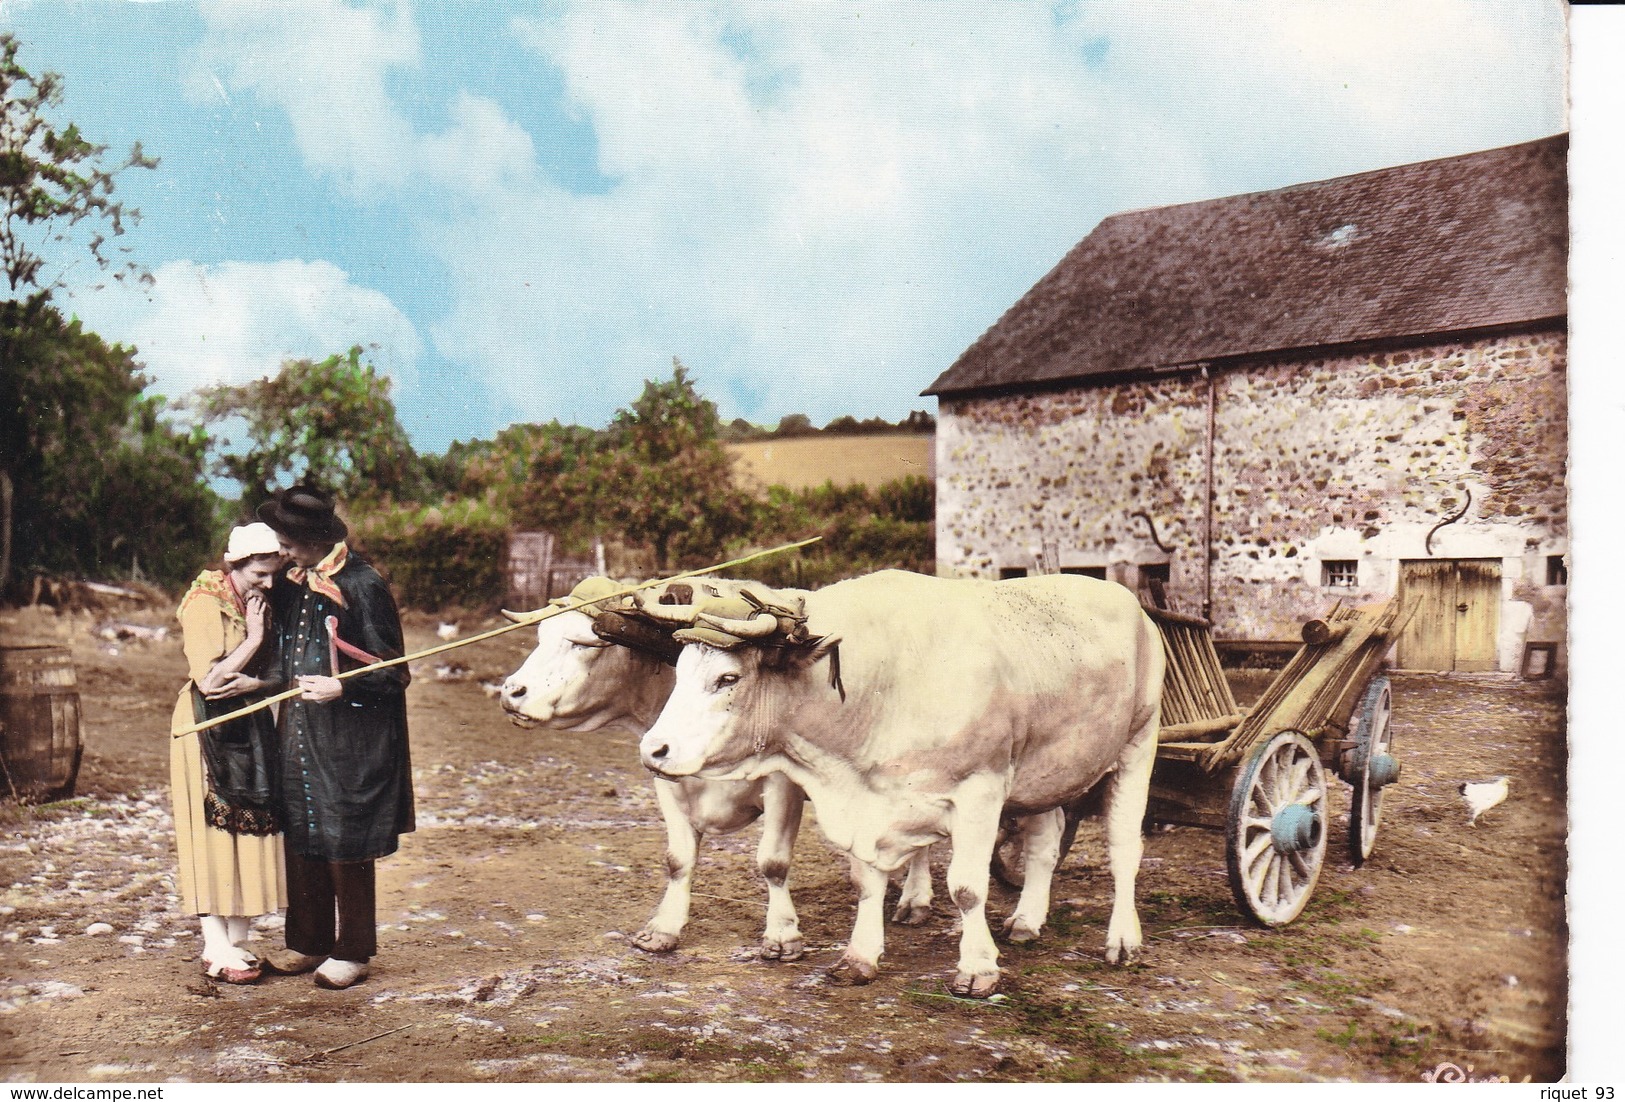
{"left": 633, "top": 591, "right": 702, "bottom": 625}
{"left": 696, "top": 610, "right": 780, "bottom": 639}
{"left": 501, "top": 608, "right": 540, "bottom": 624}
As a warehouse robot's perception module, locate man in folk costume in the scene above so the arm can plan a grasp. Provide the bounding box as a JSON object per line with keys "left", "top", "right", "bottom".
{"left": 255, "top": 484, "right": 414, "bottom": 990}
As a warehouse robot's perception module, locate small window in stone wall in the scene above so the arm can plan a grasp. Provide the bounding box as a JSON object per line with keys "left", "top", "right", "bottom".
{"left": 1061, "top": 566, "right": 1108, "bottom": 579}
{"left": 999, "top": 566, "right": 1029, "bottom": 580}
{"left": 1322, "top": 560, "right": 1359, "bottom": 588}
{"left": 1547, "top": 555, "right": 1568, "bottom": 587}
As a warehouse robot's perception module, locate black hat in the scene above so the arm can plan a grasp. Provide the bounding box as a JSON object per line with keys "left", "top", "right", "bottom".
{"left": 257, "top": 483, "right": 348, "bottom": 544}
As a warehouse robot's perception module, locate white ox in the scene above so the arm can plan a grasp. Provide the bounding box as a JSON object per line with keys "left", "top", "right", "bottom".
{"left": 498, "top": 597, "right": 939, "bottom": 960}
{"left": 638, "top": 570, "right": 1165, "bottom": 997}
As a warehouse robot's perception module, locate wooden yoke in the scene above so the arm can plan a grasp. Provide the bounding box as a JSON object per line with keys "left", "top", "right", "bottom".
{"left": 170, "top": 537, "right": 821, "bottom": 738}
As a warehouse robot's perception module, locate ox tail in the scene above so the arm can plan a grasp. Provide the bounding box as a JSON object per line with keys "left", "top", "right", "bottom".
{"left": 1133, "top": 610, "right": 1167, "bottom": 738}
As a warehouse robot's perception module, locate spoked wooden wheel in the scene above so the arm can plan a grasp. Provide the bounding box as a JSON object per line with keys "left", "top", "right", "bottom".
{"left": 991, "top": 807, "right": 1082, "bottom": 890}
{"left": 1226, "top": 730, "right": 1328, "bottom": 926}
{"left": 1346, "top": 676, "right": 1399, "bottom": 867}
{"left": 992, "top": 823, "right": 1027, "bottom": 889}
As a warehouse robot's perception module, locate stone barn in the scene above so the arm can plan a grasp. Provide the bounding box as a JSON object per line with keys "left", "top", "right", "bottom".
{"left": 924, "top": 134, "right": 1567, "bottom": 674}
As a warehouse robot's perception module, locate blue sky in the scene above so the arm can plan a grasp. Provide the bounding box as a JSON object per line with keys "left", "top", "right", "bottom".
{"left": 0, "top": 1, "right": 1569, "bottom": 453}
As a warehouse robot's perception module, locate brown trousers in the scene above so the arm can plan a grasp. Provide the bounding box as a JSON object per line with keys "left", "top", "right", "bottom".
{"left": 282, "top": 843, "right": 377, "bottom": 962}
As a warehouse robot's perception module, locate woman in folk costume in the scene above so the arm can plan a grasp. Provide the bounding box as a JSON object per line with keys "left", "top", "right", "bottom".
{"left": 169, "top": 522, "right": 287, "bottom": 984}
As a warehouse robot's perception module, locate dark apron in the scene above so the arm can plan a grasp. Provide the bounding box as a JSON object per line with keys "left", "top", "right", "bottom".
{"left": 192, "top": 687, "right": 281, "bottom": 836}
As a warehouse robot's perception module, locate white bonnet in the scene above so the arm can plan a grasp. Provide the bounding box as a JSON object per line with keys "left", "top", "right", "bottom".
{"left": 224, "top": 522, "right": 282, "bottom": 563}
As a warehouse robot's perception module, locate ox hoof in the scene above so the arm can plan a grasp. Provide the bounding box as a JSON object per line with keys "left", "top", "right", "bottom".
{"left": 631, "top": 928, "right": 681, "bottom": 954}
{"left": 759, "top": 936, "right": 805, "bottom": 963}
{"left": 1001, "top": 915, "right": 1043, "bottom": 943}
{"left": 892, "top": 902, "right": 933, "bottom": 926}
{"left": 1104, "top": 940, "right": 1140, "bottom": 966}
{"left": 949, "top": 969, "right": 1001, "bottom": 999}
{"left": 825, "top": 955, "right": 879, "bottom": 987}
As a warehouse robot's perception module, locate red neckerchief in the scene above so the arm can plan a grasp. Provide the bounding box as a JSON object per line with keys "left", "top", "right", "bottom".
{"left": 286, "top": 542, "right": 349, "bottom": 608}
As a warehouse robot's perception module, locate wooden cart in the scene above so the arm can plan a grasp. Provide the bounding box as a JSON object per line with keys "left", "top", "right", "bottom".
{"left": 1143, "top": 597, "right": 1414, "bottom": 926}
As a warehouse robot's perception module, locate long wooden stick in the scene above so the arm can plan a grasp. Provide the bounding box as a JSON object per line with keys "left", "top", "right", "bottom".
{"left": 172, "top": 536, "right": 821, "bottom": 737}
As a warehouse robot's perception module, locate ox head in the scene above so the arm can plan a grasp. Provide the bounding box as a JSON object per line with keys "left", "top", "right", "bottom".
{"left": 498, "top": 576, "right": 677, "bottom": 732}
{"left": 638, "top": 591, "right": 841, "bottom": 779}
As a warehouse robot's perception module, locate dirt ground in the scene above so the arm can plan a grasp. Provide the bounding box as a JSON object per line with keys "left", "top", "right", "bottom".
{"left": 1, "top": 600, "right": 1568, "bottom": 1083}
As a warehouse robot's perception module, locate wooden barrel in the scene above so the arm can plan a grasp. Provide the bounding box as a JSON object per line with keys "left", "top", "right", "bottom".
{"left": 0, "top": 645, "right": 84, "bottom": 802}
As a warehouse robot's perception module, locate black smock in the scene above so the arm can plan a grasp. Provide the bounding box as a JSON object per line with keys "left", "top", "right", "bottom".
{"left": 271, "top": 554, "right": 415, "bottom": 862}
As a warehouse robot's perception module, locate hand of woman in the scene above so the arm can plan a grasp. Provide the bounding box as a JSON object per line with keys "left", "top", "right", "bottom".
{"left": 244, "top": 591, "right": 269, "bottom": 642}
{"left": 203, "top": 672, "right": 265, "bottom": 700}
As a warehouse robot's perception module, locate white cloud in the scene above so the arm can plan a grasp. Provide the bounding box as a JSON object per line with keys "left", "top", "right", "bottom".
{"left": 416, "top": 92, "right": 543, "bottom": 203}
{"left": 1071, "top": 0, "right": 1568, "bottom": 191}
{"left": 169, "top": 0, "right": 1569, "bottom": 436}
{"left": 434, "top": 4, "right": 1175, "bottom": 424}
{"left": 63, "top": 259, "right": 423, "bottom": 406}
{"left": 192, "top": 0, "right": 421, "bottom": 195}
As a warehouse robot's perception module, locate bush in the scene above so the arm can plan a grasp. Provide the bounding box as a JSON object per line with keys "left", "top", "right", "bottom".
{"left": 349, "top": 498, "right": 510, "bottom": 611}
{"left": 727, "top": 475, "right": 935, "bottom": 589}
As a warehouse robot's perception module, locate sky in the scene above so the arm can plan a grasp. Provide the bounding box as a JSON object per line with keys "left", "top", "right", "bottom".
{"left": 0, "top": 0, "right": 1570, "bottom": 455}
{"left": 5, "top": 0, "right": 1624, "bottom": 1077}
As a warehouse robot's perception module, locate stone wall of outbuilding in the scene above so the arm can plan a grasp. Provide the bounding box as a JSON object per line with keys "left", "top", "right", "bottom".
{"left": 934, "top": 325, "right": 1567, "bottom": 666}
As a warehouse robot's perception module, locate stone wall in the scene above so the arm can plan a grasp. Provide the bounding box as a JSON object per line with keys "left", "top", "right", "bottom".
{"left": 936, "top": 325, "right": 1568, "bottom": 664}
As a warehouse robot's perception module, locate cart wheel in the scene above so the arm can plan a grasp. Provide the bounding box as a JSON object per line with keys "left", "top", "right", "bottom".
{"left": 991, "top": 806, "right": 1083, "bottom": 890}
{"left": 1347, "top": 675, "right": 1399, "bottom": 867}
{"left": 992, "top": 831, "right": 1025, "bottom": 890}
{"left": 1226, "top": 730, "right": 1328, "bottom": 926}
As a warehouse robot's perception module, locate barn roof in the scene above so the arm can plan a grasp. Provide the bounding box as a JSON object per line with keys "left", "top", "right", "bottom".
{"left": 924, "top": 134, "right": 1568, "bottom": 398}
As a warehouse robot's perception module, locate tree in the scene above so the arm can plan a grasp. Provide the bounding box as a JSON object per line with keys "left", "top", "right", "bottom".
{"left": 719, "top": 417, "right": 767, "bottom": 443}
{"left": 427, "top": 421, "right": 577, "bottom": 508}
{"left": 57, "top": 391, "right": 221, "bottom": 585}
{"left": 508, "top": 361, "right": 750, "bottom": 568}
{"left": 773, "top": 412, "right": 816, "bottom": 438}
{"left": 0, "top": 34, "right": 157, "bottom": 298}
{"left": 196, "top": 346, "right": 422, "bottom": 509}
{"left": 0, "top": 299, "right": 219, "bottom": 591}
{"left": 601, "top": 359, "right": 750, "bottom": 570}
{"left": 1, "top": 34, "right": 162, "bottom": 592}
{"left": 509, "top": 421, "right": 617, "bottom": 550}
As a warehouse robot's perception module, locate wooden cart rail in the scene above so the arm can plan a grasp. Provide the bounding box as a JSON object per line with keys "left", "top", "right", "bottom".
{"left": 1148, "top": 597, "right": 1417, "bottom": 774}
{"left": 1216, "top": 598, "right": 1415, "bottom": 769}
{"left": 1145, "top": 605, "right": 1239, "bottom": 729}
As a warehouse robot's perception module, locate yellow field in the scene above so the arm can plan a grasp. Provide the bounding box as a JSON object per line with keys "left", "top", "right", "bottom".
{"left": 726, "top": 432, "right": 934, "bottom": 492}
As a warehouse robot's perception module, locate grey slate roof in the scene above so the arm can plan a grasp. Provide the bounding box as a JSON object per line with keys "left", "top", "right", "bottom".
{"left": 925, "top": 134, "right": 1567, "bottom": 398}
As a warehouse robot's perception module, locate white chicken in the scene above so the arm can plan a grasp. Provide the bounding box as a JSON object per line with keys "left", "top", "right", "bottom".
{"left": 436, "top": 621, "right": 459, "bottom": 641}
{"left": 1458, "top": 776, "right": 1509, "bottom": 826}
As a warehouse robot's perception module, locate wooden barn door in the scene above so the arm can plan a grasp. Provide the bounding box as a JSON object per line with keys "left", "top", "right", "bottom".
{"left": 1397, "top": 559, "right": 1502, "bottom": 671}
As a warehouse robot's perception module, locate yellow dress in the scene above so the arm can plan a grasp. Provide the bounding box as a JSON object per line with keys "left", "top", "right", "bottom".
{"left": 168, "top": 579, "right": 286, "bottom": 916}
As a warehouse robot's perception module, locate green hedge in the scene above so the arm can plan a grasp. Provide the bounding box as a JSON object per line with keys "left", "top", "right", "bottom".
{"left": 723, "top": 476, "right": 935, "bottom": 589}
{"left": 349, "top": 498, "right": 509, "bottom": 611}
